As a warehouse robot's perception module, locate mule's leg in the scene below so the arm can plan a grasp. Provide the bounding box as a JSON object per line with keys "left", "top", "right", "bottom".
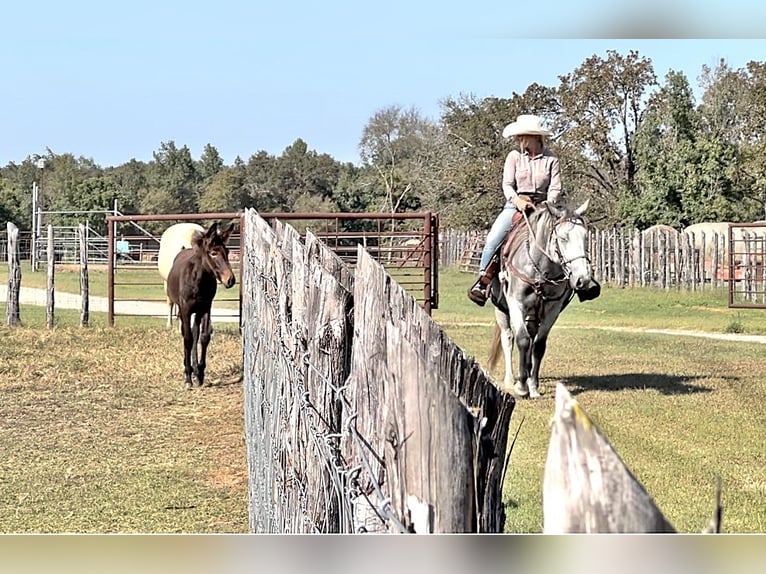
{"left": 494, "top": 308, "right": 515, "bottom": 392}
{"left": 179, "top": 309, "right": 194, "bottom": 389}
{"left": 196, "top": 312, "right": 212, "bottom": 387}
{"left": 190, "top": 312, "right": 202, "bottom": 387}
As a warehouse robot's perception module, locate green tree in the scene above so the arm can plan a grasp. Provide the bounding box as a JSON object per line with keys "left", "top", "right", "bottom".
{"left": 358, "top": 106, "right": 433, "bottom": 216}
{"left": 628, "top": 70, "right": 698, "bottom": 228}
{"left": 198, "top": 166, "right": 247, "bottom": 213}
{"left": 735, "top": 61, "right": 766, "bottom": 219}
{"left": 105, "top": 159, "right": 151, "bottom": 215}
{"left": 556, "top": 50, "right": 657, "bottom": 214}
{"left": 270, "top": 139, "right": 341, "bottom": 211}
{"left": 196, "top": 143, "right": 225, "bottom": 182}
{"left": 243, "top": 151, "right": 281, "bottom": 211}
{"left": 141, "top": 141, "right": 199, "bottom": 216}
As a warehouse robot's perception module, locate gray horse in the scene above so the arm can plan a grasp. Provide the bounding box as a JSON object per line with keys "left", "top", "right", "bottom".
{"left": 488, "top": 200, "right": 595, "bottom": 398}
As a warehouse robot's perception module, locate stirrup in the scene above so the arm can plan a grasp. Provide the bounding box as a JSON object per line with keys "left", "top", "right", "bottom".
{"left": 467, "top": 281, "right": 488, "bottom": 307}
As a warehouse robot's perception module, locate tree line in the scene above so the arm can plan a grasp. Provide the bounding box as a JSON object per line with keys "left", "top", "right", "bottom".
{"left": 2, "top": 49, "right": 765, "bottom": 236}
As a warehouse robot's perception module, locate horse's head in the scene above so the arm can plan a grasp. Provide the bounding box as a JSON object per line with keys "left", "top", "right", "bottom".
{"left": 545, "top": 200, "right": 592, "bottom": 291}
{"left": 194, "top": 221, "right": 237, "bottom": 288}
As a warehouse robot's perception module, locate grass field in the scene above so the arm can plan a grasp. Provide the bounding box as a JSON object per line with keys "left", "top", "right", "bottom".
{"left": 1, "top": 264, "right": 765, "bottom": 532}
{"left": 433, "top": 271, "right": 766, "bottom": 533}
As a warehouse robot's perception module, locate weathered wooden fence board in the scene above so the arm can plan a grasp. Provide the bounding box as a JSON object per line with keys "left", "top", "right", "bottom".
{"left": 79, "top": 224, "right": 89, "bottom": 327}
{"left": 5, "top": 222, "right": 21, "bottom": 326}
{"left": 543, "top": 383, "right": 675, "bottom": 533}
{"left": 46, "top": 224, "right": 55, "bottom": 329}
{"left": 242, "top": 209, "right": 514, "bottom": 533}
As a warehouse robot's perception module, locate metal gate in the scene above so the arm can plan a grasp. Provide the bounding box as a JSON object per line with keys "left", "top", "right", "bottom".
{"left": 727, "top": 222, "right": 766, "bottom": 308}
{"left": 104, "top": 211, "right": 439, "bottom": 325}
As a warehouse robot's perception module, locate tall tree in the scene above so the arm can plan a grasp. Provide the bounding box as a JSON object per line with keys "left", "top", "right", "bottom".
{"left": 556, "top": 50, "right": 657, "bottom": 211}
{"left": 271, "top": 139, "right": 341, "bottom": 211}
{"left": 142, "top": 141, "right": 199, "bottom": 216}
{"left": 628, "top": 70, "right": 698, "bottom": 228}
{"left": 196, "top": 143, "right": 225, "bottom": 182}
{"left": 693, "top": 60, "right": 754, "bottom": 222}
{"left": 198, "top": 166, "right": 247, "bottom": 213}
{"left": 358, "top": 106, "right": 434, "bottom": 216}
{"left": 735, "top": 61, "right": 766, "bottom": 219}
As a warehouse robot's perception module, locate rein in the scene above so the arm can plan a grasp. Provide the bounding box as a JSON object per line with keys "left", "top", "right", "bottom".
{"left": 508, "top": 208, "right": 590, "bottom": 299}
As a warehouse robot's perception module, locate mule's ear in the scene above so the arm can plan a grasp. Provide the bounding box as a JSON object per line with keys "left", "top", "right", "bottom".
{"left": 574, "top": 198, "right": 590, "bottom": 216}
{"left": 220, "top": 221, "right": 236, "bottom": 242}
{"left": 546, "top": 201, "right": 565, "bottom": 219}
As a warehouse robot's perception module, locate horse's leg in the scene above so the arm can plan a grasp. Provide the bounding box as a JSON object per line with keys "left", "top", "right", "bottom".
{"left": 494, "top": 307, "right": 515, "bottom": 391}
{"left": 190, "top": 312, "right": 202, "bottom": 387}
{"left": 528, "top": 333, "right": 547, "bottom": 399}
{"left": 179, "top": 309, "right": 194, "bottom": 389}
{"left": 528, "top": 308, "right": 562, "bottom": 399}
{"left": 197, "top": 311, "right": 212, "bottom": 387}
{"left": 507, "top": 303, "right": 531, "bottom": 398}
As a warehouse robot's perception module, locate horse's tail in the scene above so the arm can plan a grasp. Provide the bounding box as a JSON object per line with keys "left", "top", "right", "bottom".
{"left": 488, "top": 323, "right": 502, "bottom": 372}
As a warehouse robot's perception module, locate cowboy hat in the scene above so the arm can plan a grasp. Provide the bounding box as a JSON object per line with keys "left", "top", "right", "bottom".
{"left": 502, "top": 114, "right": 551, "bottom": 138}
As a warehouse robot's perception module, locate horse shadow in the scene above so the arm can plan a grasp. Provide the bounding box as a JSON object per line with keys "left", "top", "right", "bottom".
{"left": 558, "top": 372, "right": 718, "bottom": 396}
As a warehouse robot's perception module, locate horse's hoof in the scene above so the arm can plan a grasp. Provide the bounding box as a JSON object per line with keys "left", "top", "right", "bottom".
{"left": 513, "top": 382, "right": 529, "bottom": 397}
{"left": 529, "top": 389, "right": 541, "bottom": 399}
{"left": 185, "top": 382, "right": 193, "bottom": 390}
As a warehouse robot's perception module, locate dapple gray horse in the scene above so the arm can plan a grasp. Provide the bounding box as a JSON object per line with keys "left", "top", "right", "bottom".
{"left": 488, "top": 200, "right": 593, "bottom": 398}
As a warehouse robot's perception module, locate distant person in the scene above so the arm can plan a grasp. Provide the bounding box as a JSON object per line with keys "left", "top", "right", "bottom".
{"left": 467, "top": 114, "right": 562, "bottom": 306}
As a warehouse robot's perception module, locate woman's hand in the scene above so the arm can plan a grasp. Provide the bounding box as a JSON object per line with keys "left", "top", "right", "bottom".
{"left": 512, "top": 195, "right": 534, "bottom": 211}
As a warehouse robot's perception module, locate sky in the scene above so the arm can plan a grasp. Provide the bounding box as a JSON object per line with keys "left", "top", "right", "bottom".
{"left": 2, "top": 1, "right": 766, "bottom": 169}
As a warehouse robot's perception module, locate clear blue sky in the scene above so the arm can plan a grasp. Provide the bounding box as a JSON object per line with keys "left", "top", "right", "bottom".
{"left": 2, "top": 1, "right": 765, "bottom": 168}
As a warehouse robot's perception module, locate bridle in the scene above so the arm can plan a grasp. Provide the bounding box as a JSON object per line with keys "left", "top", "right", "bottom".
{"left": 539, "top": 212, "right": 590, "bottom": 280}
{"left": 507, "top": 209, "right": 590, "bottom": 296}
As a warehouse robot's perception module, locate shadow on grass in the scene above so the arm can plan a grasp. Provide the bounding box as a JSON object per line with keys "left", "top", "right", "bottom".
{"left": 561, "top": 372, "right": 717, "bottom": 396}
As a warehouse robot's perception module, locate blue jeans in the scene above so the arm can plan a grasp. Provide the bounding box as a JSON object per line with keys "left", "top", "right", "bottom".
{"left": 479, "top": 201, "right": 517, "bottom": 272}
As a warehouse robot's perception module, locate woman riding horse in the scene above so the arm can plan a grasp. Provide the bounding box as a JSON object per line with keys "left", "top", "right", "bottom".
{"left": 469, "top": 114, "right": 562, "bottom": 306}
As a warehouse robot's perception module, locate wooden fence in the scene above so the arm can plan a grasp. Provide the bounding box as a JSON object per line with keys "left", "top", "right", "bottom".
{"left": 4, "top": 222, "right": 90, "bottom": 327}
{"left": 241, "top": 208, "right": 515, "bottom": 533}
{"left": 441, "top": 226, "right": 764, "bottom": 291}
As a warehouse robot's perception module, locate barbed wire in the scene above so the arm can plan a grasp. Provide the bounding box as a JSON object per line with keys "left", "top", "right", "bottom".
{"left": 242, "top": 240, "right": 405, "bottom": 533}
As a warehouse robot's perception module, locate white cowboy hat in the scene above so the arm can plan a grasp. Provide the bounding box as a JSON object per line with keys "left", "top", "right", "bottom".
{"left": 502, "top": 114, "right": 551, "bottom": 138}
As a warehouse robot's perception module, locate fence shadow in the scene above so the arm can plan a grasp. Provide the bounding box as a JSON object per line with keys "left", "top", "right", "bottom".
{"left": 560, "top": 372, "right": 717, "bottom": 396}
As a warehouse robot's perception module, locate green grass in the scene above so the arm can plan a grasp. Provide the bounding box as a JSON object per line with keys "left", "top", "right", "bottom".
{"left": 434, "top": 268, "right": 766, "bottom": 533}
{"left": 436, "top": 267, "right": 766, "bottom": 335}
{"left": 2, "top": 265, "right": 765, "bottom": 533}
{"left": 0, "top": 313, "right": 246, "bottom": 533}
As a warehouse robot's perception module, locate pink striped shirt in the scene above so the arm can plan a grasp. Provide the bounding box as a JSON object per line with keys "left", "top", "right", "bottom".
{"left": 502, "top": 148, "right": 562, "bottom": 205}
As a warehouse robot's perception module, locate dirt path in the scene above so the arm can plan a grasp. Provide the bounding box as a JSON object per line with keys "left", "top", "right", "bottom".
{"left": 435, "top": 320, "right": 766, "bottom": 345}
{"left": 0, "top": 285, "right": 238, "bottom": 323}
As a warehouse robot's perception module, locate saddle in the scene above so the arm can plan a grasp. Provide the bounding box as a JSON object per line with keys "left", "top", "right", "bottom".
{"left": 483, "top": 210, "right": 528, "bottom": 283}
{"left": 485, "top": 207, "right": 602, "bottom": 305}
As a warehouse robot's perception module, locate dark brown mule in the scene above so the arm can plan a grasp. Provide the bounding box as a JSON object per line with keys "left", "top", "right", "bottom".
{"left": 166, "top": 221, "right": 236, "bottom": 389}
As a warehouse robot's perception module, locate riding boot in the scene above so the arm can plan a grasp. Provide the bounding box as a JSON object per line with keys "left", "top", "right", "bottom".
{"left": 467, "top": 273, "right": 491, "bottom": 306}
{"left": 467, "top": 256, "right": 500, "bottom": 307}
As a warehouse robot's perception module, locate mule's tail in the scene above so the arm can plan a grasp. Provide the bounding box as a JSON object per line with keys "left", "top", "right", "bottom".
{"left": 488, "top": 323, "right": 502, "bottom": 372}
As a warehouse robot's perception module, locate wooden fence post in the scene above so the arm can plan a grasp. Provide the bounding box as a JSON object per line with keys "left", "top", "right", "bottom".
{"left": 79, "top": 223, "right": 89, "bottom": 327}
{"left": 47, "top": 224, "right": 55, "bottom": 329}
{"left": 543, "top": 383, "right": 675, "bottom": 533}
{"left": 6, "top": 222, "right": 21, "bottom": 326}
